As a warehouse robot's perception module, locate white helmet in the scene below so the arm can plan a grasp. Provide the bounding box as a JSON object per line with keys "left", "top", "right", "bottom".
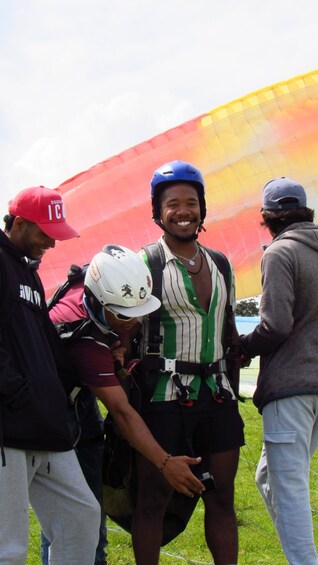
{"left": 84, "top": 244, "right": 160, "bottom": 317}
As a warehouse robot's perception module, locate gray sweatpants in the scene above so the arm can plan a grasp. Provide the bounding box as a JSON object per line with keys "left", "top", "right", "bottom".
{"left": 0, "top": 447, "right": 100, "bottom": 565}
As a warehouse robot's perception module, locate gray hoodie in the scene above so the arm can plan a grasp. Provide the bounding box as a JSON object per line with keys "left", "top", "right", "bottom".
{"left": 240, "top": 221, "right": 318, "bottom": 413}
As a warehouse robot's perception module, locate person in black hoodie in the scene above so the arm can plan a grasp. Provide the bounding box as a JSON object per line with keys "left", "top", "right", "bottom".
{"left": 0, "top": 185, "right": 100, "bottom": 564}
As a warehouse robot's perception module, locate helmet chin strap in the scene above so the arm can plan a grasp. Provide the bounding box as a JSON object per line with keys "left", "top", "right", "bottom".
{"left": 154, "top": 219, "right": 203, "bottom": 241}
{"left": 83, "top": 294, "right": 118, "bottom": 336}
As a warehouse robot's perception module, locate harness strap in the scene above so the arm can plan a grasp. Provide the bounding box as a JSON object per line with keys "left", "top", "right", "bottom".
{"left": 140, "top": 357, "right": 227, "bottom": 378}
{"left": 69, "top": 386, "right": 81, "bottom": 404}
{"left": 170, "top": 373, "right": 195, "bottom": 406}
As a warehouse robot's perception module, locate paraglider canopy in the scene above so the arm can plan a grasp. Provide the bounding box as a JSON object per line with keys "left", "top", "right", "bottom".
{"left": 39, "top": 69, "right": 318, "bottom": 300}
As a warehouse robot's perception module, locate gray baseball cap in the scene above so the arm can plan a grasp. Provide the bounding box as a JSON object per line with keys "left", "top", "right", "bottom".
{"left": 261, "top": 177, "right": 307, "bottom": 211}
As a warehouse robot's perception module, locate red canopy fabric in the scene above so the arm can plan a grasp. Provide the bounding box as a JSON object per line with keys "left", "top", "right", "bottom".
{"left": 39, "top": 70, "right": 318, "bottom": 300}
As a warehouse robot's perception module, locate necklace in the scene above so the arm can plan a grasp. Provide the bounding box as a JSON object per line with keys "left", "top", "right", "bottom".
{"left": 174, "top": 246, "right": 200, "bottom": 266}
{"left": 187, "top": 253, "right": 203, "bottom": 276}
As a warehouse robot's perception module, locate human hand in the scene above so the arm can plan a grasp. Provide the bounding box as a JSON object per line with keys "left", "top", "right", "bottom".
{"left": 240, "top": 354, "right": 252, "bottom": 368}
{"left": 110, "top": 340, "right": 126, "bottom": 367}
{"left": 161, "top": 455, "right": 205, "bottom": 497}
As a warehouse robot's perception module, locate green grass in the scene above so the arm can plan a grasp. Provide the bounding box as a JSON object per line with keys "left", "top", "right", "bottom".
{"left": 26, "top": 398, "right": 318, "bottom": 564}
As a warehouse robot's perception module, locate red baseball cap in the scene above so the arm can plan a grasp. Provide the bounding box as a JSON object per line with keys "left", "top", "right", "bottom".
{"left": 8, "top": 186, "right": 80, "bottom": 240}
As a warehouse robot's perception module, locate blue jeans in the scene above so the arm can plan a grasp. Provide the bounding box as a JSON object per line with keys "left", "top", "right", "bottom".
{"left": 40, "top": 389, "right": 108, "bottom": 564}
{"left": 256, "top": 395, "right": 318, "bottom": 565}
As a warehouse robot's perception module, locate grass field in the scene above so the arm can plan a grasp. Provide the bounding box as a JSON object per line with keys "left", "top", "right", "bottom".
{"left": 26, "top": 380, "right": 318, "bottom": 564}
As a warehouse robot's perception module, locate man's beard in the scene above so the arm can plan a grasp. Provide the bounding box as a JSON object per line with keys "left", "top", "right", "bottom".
{"left": 171, "top": 230, "right": 198, "bottom": 242}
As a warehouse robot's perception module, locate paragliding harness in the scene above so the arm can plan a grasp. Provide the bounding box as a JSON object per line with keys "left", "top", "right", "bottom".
{"left": 47, "top": 263, "right": 90, "bottom": 334}
{"left": 46, "top": 263, "right": 113, "bottom": 449}
{"left": 47, "top": 261, "right": 129, "bottom": 378}
{"left": 102, "top": 241, "right": 239, "bottom": 546}
{"left": 136, "top": 242, "right": 238, "bottom": 405}
{"left": 46, "top": 263, "right": 93, "bottom": 403}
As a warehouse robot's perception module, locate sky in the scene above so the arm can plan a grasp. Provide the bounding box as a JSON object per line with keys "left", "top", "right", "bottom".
{"left": 0, "top": 0, "right": 317, "bottom": 215}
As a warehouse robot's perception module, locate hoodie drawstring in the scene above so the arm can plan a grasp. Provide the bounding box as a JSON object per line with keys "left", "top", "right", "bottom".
{"left": 1, "top": 445, "right": 6, "bottom": 467}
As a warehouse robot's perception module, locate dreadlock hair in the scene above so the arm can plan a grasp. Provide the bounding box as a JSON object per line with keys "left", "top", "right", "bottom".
{"left": 261, "top": 206, "right": 314, "bottom": 235}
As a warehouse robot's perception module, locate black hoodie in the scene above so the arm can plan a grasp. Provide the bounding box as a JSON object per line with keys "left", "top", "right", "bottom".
{"left": 0, "top": 229, "right": 73, "bottom": 459}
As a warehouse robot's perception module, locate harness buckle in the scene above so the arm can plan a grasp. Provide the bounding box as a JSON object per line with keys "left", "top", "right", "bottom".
{"left": 145, "top": 347, "right": 161, "bottom": 356}
{"left": 213, "top": 373, "right": 233, "bottom": 404}
{"left": 69, "top": 387, "right": 81, "bottom": 404}
{"left": 161, "top": 358, "right": 177, "bottom": 373}
{"left": 202, "top": 358, "right": 227, "bottom": 378}
{"left": 170, "top": 372, "right": 194, "bottom": 406}
{"left": 217, "top": 359, "right": 227, "bottom": 373}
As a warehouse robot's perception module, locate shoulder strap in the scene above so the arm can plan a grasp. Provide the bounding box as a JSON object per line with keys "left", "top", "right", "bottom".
{"left": 142, "top": 242, "right": 165, "bottom": 355}
{"left": 204, "top": 248, "right": 231, "bottom": 303}
{"left": 142, "top": 243, "right": 166, "bottom": 299}
{"left": 205, "top": 247, "right": 241, "bottom": 396}
{"left": 205, "top": 246, "right": 233, "bottom": 335}
{"left": 54, "top": 318, "right": 92, "bottom": 342}
{"left": 47, "top": 263, "right": 89, "bottom": 311}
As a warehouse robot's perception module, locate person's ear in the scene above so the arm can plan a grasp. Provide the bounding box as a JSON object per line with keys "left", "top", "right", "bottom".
{"left": 13, "top": 216, "right": 26, "bottom": 231}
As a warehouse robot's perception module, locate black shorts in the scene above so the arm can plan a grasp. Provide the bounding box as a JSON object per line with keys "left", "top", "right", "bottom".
{"left": 142, "top": 382, "right": 245, "bottom": 457}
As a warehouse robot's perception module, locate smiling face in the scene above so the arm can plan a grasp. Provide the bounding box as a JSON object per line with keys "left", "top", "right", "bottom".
{"left": 159, "top": 183, "right": 201, "bottom": 241}
{"left": 9, "top": 217, "right": 55, "bottom": 260}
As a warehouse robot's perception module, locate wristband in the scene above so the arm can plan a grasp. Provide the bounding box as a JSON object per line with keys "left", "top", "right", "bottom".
{"left": 159, "top": 453, "right": 172, "bottom": 473}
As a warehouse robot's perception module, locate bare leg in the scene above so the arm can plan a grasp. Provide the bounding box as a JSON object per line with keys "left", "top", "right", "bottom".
{"left": 202, "top": 449, "right": 240, "bottom": 565}
{"left": 132, "top": 453, "right": 173, "bottom": 565}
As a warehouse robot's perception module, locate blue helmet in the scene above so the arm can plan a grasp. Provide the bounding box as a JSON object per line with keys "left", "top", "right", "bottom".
{"left": 151, "top": 160, "right": 207, "bottom": 227}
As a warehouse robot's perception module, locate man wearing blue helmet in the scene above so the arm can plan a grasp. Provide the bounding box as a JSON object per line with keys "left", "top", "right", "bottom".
{"left": 151, "top": 160, "right": 207, "bottom": 238}
{"left": 240, "top": 177, "right": 318, "bottom": 564}
{"left": 131, "top": 161, "right": 244, "bottom": 565}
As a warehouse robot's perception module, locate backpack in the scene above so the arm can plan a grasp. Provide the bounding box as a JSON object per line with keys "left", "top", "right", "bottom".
{"left": 47, "top": 263, "right": 89, "bottom": 309}
{"left": 46, "top": 263, "right": 96, "bottom": 344}
{"left": 46, "top": 263, "right": 108, "bottom": 447}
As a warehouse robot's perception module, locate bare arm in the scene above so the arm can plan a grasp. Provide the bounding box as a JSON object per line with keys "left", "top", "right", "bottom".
{"left": 90, "top": 384, "right": 204, "bottom": 497}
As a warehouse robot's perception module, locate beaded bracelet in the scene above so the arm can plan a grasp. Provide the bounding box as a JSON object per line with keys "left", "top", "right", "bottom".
{"left": 159, "top": 453, "right": 172, "bottom": 473}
